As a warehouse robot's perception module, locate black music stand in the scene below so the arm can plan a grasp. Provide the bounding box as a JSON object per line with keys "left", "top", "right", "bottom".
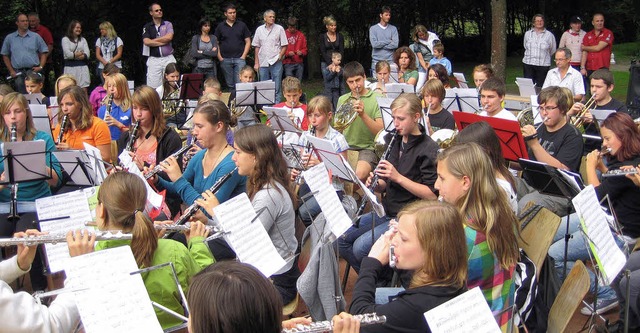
{"left": 376, "top": 97, "right": 395, "bottom": 132}
{"left": 177, "top": 73, "right": 204, "bottom": 130}
{"left": 454, "top": 88, "right": 482, "bottom": 113}
{"left": 52, "top": 150, "right": 98, "bottom": 187}
{"left": 385, "top": 83, "right": 415, "bottom": 99}
{"left": 1, "top": 141, "right": 50, "bottom": 221}
{"left": 236, "top": 80, "right": 276, "bottom": 122}
{"left": 263, "top": 106, "right": 301, "bottom": 146}
{"left": 454, "top": 112, "right": 529, "bottom": 161}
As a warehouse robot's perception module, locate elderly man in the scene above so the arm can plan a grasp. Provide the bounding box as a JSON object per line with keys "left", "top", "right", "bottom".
{"left": 142, "top": 3, "right": 176, "bottom": 88}
{"left": 542, "top": 48, "right": 585, "bottom": 102}
{"left": 1, "top": 14, "right": 48, "bottom": 94}
{"left": 252, "top": 9, "right": 288, "bottom": 102}
{"left": 214, "top": 3, "right": 252, "bottom": 92}
{"left": 580, "top": 13, "right": 613, "bottom": 78}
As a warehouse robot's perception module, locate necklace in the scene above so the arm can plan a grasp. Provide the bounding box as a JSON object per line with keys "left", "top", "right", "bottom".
{"left": 203, "top": 144, "right": 229, "bottom": 177}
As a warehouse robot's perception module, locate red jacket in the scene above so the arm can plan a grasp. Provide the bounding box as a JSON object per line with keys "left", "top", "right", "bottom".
{"left": 283, "top": 29, "right": 307, "bottom": 64}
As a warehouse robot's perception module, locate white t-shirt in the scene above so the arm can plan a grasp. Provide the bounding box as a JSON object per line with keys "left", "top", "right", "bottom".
{"left": 496, "top": 177, "right": 518, "bottom": 214}
{"left": 480, "top": 108, "right": 518, "bottom": 121}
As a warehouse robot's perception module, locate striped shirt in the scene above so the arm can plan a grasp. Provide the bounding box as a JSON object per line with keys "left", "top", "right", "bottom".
{"left": 523, "top": 29, "right": 557, "bottom": 67}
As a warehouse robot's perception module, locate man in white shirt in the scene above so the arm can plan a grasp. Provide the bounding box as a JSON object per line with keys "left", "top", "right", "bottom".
{"left": 479, "top": 77, "right": 517, "bottom": 121}
{"left": 542, "top": 48, "right": 585, "bottom": 102}
{"left": 252, "top": 9, "right": 288, "bottom": 102}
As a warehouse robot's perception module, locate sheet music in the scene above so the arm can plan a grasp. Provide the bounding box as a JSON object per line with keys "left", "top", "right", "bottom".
{"left": 2, "top": 140, "right": 47, "bottom": 183}
{"left": 52, "top": 150, "right": 95, "bottom": 186}
{"left": 424, "top": 287, "right": 501, "bottom": 333}
{"left": 236, "top": 80, "right": 276, "bottom": 105}
{"left": 65, "top": 246, "right": 163, "bottom": 332}
{"left": 29, "top": 104, "right": 53, "bottom": 137}
{"left": 83, "top": 143, "right": 108, "bottom": 184}
{"left": 454, "top": 88, "right": 481, "bottom": 114}
{"left": 515, "top": 77, "right": 536, "bottom": 97}
{"left": 558, "top": 169, "right": 584, "bottom": 193}
{"left": 339, "top": 155, "right": 385, "bottom": 217}
{"left": 83, "top": 186, "right": 100, "bottom": 221}
{"left": 572, "top": 185, "right": 626, "bottom": 285}
{"left": 303, "top": 163, "right": 351, "bottom": 238}
{"left": 308, "top": 140, "right": 351, "bottom": 181}
{"left": 453, "top": 72, "right": 468, "bottom": 88}
{"left": 118, "top": 151, "right": 163, "bottom": 208}
{"left": 36, "top": 190, "right": 92, "bottom": 273}
{"left": 213, "top": 193, "right": 286, "bottom": 277}
{"left": 385, "top": 83, "right": 415, "bottom": 99}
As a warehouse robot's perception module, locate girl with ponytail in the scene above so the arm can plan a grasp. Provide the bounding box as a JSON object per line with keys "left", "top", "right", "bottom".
{"left": 93, "top": 172, "right": 214, "bottom": 329}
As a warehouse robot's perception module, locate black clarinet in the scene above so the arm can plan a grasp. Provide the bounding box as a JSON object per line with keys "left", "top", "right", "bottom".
{"left": 56, "top": 115, "right": 68, "bottom": 144}
{"left": 8, "top": 123, "right": 18, "bottom": 219}
{"left": 355, "top": 130, "right": 397, "bottom": 217}
{"left": 124, "top": 120, "right": 140, "bottom": 153}
{"left": 103, "top": 93, "right": 114, "bottom": 119}
{"left": 165, "top": 167, "right": 238, "bottom": 238}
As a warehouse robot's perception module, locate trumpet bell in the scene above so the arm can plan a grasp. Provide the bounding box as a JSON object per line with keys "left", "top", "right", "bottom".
{"left": 431, "top": 129, "right": 457, "bottom": 150}
{"left": 333, "top": 97, "right": 358, "bottom": 132}
{"left": 517, "top": 108, "right": 535, "bottom": 127}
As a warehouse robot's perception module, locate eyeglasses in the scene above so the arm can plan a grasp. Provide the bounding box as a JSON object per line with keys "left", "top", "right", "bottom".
{"left": 154, "top": 9, "right": 163, "bottom": 12}
{"left": 540, "top": 106, "right": 559, "bottom": 112}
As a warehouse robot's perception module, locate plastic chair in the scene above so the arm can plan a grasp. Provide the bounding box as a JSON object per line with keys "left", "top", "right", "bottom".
{"left": 547, "top": 260, "right": 590, "bottom": 332}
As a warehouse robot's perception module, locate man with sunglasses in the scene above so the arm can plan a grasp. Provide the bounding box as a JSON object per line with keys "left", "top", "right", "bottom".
{"left": 142, "top": 3, "right": 176, "bottom": 88}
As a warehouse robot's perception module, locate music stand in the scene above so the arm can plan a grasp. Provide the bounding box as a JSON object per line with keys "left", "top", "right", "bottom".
{"left": 52, "top": 150, "right": 97, "bottom": 186}
{"left": 178, "top": 73, "right": 203, "bottom": 100}
{"left": 376, "top": 97, "right": 395, "bottom": 132}
{"left": 442, "top": 88, "right": 458, "bottom": 112}
{"left": 263, "top": 106, "right": 301, "bottom": 146}
{"left": 516, "top": 77, "right": 537, "bottom": 96}
{"left": 236, "top": 80, "right": 276, "bottom": 112}
{"left": 24, "top": 93, "right": 45, "bottom": 105}
{"left": 388, "top": 63, "right": 399, "bottom": 83}
{"left": 1, "top": 141, "right": 50, "bottom": 220}
{"left": 29, "top": 104, "right": 53, "bottom": 139}
{"left": 454, "top": 111, "right": 529, "bottom": 161}
{"left": 453, "top": 72, "right": 468, "bottom": 88}
{"left": 454, "top": 88, "right": 481, "bottom": 113}
{"left": 385, "top": 83, "right": 415, "bottom": 99}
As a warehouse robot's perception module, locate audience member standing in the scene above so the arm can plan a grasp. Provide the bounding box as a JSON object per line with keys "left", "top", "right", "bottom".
{"left": 369, "top": 6, "right": 398, "bottom": 76}
{"left": 214, "top": 3, "right": 252, "bottom": 92}
{"left": 62, "top": 20, "right": 91, "bottom": 91}
{"left": 283, "top": 17, "right": 307, "bottom": 81}
{"left": 28, "top": 13, "right": 53, "bottom": 92}
{"left": 190, "top": 17, "right": 218, "bottom": 80}
{"left": 1, "top": 14, "right": 48, "bottom": 94}
{"left": 522, "top": 14, "right": 557, "bottom": 87}
{"left": 581, "top": 13, "right": 613, "bottom": 78}
{"left": 319, "top": 15, "right": 345, "bottom": 105}
{"left": 252, "top": 9, "right": 288, "bottom": 102}
{"left": 95, "top": 21, "right": 123, "bottom": 84}
{"left": 410, "top": 25, "right": 439, "bottom": 93}
{"left": 142, "top": 3, "right": 176, "bottom": 88}
{"left": 559, "top": 16, "right": 586, "bottom": 72}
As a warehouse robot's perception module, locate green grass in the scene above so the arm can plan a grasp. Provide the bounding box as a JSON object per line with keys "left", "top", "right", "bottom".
{"left": 301, "top": 41, "right": 640, "bottom": 103}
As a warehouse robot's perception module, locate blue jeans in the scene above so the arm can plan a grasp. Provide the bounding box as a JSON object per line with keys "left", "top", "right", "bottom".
{"left": 548, "top": 212, "right": 622, "bottom": 301}
{"left": 298, "top": 183, "right": 345, "bottom": 227}
{"left": 194, "top": 66, "right": 217, "bottom": 80}
{"left": 284, "top": 63, "right": 304, "bottom": 81}
{"left": 338, "top": 213, "right": 389, "bottom": 272}
{"left": 258, "top": 60, "right": 283, "bottom": 103}
{"left": 220, "top": 58, "right": 246, "bottom": 90}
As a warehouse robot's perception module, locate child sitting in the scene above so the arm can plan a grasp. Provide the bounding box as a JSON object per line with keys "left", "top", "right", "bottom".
{"left": 421, "top": 79, "right": 455, "bottom": 134}
{"left": 24, "top": 72, "right": 48, "bottom": 106}
{"left": 229, "top": 65, "right": 258, "bottom": 129}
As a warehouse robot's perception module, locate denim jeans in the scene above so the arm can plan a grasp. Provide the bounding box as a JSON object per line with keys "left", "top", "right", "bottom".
{"left": 338, "top": 213, "right": 389, "bottom": 272}
{"left": 298, "top": 183, "right": 344, "bottom": 227}
{"left": 258, "top": 60, "right": 283, "bottom": 103}
{"left": 194, "top": 66, "right": 217, "bottom": 80}
{"left": 284, "top": 63, "right": 304, "bottom": 81}
{"left": 220, "top": 57, "right": 246, "bottom": 90}
{"left": 548, "top": 212, "right": 622, "bottom": 301}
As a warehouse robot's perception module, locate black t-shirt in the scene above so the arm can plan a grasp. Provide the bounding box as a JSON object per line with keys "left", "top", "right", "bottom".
{"left": 584, "top": 98, "right": 628, "bottom": 153}
{"left": 214, "top": 20, "right": 251, "bottom": 58}
{"left": 596, "top": 155, "right": 640, "bottom": 238}
{"left": 527, "top": 122, "right": 583, "bottom": 172}
{"left": 427, "top": 108, "right": 456, "bottom": 132}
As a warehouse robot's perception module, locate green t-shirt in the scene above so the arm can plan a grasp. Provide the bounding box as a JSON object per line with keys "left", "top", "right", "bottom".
{"left": 402, "top": 69, "right": 419, "bottom": 83}
{"left": 336, "top": 89, "right": 382, "bottom": 150}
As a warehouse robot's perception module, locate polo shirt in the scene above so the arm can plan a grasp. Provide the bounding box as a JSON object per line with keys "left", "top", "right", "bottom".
{"left": 142, "top": 20, "right": 174, "bottom": 57}
{"left": 583, "top": 28, "right": 613, "bottom": 70}
{"left": 214, "top": 20, "right": 251, "bottom": 58}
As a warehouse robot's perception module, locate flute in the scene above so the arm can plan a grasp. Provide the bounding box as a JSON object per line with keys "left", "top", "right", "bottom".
{"left": 282, "top": 313, "right": 386, "bottom": 333}
{"left": 0, "top": 230, "right": 132, "bottom": 247}
{"left": 154, "top": 223, "right": 227, "bottom": 240}
{"left": 144, "top": 144, "right": 193, "bottom": 179}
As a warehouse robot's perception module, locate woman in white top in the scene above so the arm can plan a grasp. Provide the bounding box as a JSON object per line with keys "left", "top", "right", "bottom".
{"left": 95, "top": 21, "right": 123, "bottom": 84}
{"left": 61, "top": 20, "right": 91, "bottom": 90}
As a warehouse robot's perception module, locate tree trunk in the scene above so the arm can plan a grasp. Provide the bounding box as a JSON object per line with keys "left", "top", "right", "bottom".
{"left": 490, "top": 0, "right": 507, "bottom": 80}
{"left": 303, "top": 0, "right": 321, "bottom": 79}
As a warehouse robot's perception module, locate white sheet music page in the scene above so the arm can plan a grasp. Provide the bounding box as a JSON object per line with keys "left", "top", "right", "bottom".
{"left": 572, "top": 185, "right": 626, "bottom": 284}
{"left": 213, "top": 193, "right": 286, "bottom": 277}
{"left": 65, "top": 246, "right": 163, "bottom": 332}
{"left": 118, "top": 151, "right": 163, "bottom": 208}
{"left": 36, "top": 190, "right": 92, "bottom": 273}
{"left": 339, "top": 155, "right": 385, "bottom": 217}
{"left": 83, "top": 142, "right": 108, "bottom": 184}
{"left": 303, "top": 163, "right": 351, "bottom": 238}
{"left": 425, "top": 287, "right": 501, "bottom": 333}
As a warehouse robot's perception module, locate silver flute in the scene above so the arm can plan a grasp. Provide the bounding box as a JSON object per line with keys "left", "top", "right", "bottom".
{"left": 282, "top": 313, "right": 386, "bottom": 333}
{"left": 144, "top": 144, "right": 194, "bottom": 179}
{"left": 0, "top": 230, "right": 132, "bottom": 247}
{"left": 154, "top": 223, "right": 227, "bottom": 241}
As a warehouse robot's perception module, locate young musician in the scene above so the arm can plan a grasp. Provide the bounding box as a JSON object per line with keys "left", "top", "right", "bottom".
{"left": 339, "top": 93, "right": 439, "bottom": 273}
{"left": 436, "top": 143, "right": 520, "bottom": 332}
{"left": 90, "top": 172, "right": 213, "bottom": 329}
{"left": 421, "top": 79, "right": 455, "bottom": 133}
{"left": 274, "top": 76, "right": 309, "bottom": 131}
{"left": 519, "top": 86, "right": 583, "bottom": 215}
{"left": 369, "top": 60, "right": 391, "bottom": 96}
{"left": 154, "top": 100, "right": 245, "bottom": 224}
{"left": 196, "top": 124, "right": 299, "bottom": 304}
{"left": 337, "top": 61, "right": 383, "bottom": 182}
{"left": 157, "top": 63, "right": 184, "bottom": 127}
{"left": 350, "top": 201, "right": 467, "bottom": 333}
{"left": 549, "top": 112, "right": 640, "bottom": 316}
{"left": 24, "top": 72, "right": 48, "bottom": 105}
{"left": 478, "top": 77, "right": 516, "bottom": 120}
{"left": 0, "top": 229, "right": 95, "bottom": 333}
{"left": 294, "top": 95, "right": 349, "bottom": 226}
{"left": 89, "top": 63, "right": 119, "bottom": 115}
{"left": 473, "top": 64, "right": 494, "bottom": 89}
{"left": 427, "top": 63, "right": 450, "bottom": 88}
{"left": 53, "top": 74, "right": 77, "bottom": 97}
{"left": 231, "top": 65, "right": 258, "bottom": 129}
{"left": 97, "top": 73, "right": 132, "bottom": 140}
{"left": 393, "top": 46, "right": 418, "bottom": 87}
{"left": 52, "top": 85, "right": 112, "bottom": 162}
{"left": 188, "top": 261, "right": 360, "bottom": 333}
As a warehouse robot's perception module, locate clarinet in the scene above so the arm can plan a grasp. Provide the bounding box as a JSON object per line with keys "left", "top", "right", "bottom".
{"left": 124, "top": 120, "right": 140, "bottom": 153}
{"left": 294, "top": 126, "right": 316, "bottom": 185}
{"left": 103, "top": 93, "right": 114, "bottom": 120}
{"left": 282, "top": 313, "right": 386, "bottom": 333}
{"left": 56, "top": 115, "right": 68, "bottom": 144}
{"left": 355, "top": 130, "right": 397, "bottom": 217}
{"left": 144, "top": 144, "right": 194, "bottom": 180}
{"left": 8, "top": 123, "right": 18, "bottom": 219}
{"left": 169, "top": 167, "right": 238, "bottom": 234}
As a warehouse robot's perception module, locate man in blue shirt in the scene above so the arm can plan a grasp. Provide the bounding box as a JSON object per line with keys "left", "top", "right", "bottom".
{"left": 1, "top": 14, "right": 48, "bottom": 94}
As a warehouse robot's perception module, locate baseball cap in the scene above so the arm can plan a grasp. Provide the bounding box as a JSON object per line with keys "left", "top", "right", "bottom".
{"left": 570, "top": 16, "right": 582, "bottom": 24}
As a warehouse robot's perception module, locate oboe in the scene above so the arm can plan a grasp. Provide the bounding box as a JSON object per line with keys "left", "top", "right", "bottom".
{"left": 56, "top": 115, "right": 68, "bottom": 144}
{"left": 0, "top": 230, "right": 132, "bottom": 247}
{"left": 9, "top": 123, "right": 18, "bottom": 219}
{"left": 170, "top": 167, "right": 238, "bottom": 230}
{"left": 282, "top": 313, "right": 386, "bottom": 333}
{"left": 103, "top": 93, "right": 114, "bottom": 120}
{"left": 355, "top": 130, "right": 397, "bottom": 216}
{"left": 124, "top": 120, "right": 140, "bottom": 153}
{"left": 144, "top": 144, "right": 194, "bottom": 180}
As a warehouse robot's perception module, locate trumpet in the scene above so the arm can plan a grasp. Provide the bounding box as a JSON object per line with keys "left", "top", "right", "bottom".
{"left": 124, "top": 120, "right": 140, "bottom": 153}
{"left": 334, "top": 87, "right": 361, "bottom": 132}
{"left": 282, "top": 313, "right": 386, "bottom": 333}
{"left": 144, "top": 144, "right": 193, "bottom": 180}
{"left": 56, "top": 115, "right": 68, "bottom": 144}
{"left": 0, "top": 230, "right": 132, "bottom": 247}
{"left": 571, "top": 94, "right": 597, "bottom": 128}
{"left": 103, "top": 93, "right": 114, "bottom": 120}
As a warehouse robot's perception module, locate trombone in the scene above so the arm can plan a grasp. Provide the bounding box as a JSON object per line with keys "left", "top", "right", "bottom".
{"left": 571, "top": 94, "right": 597, "bottom": 128}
